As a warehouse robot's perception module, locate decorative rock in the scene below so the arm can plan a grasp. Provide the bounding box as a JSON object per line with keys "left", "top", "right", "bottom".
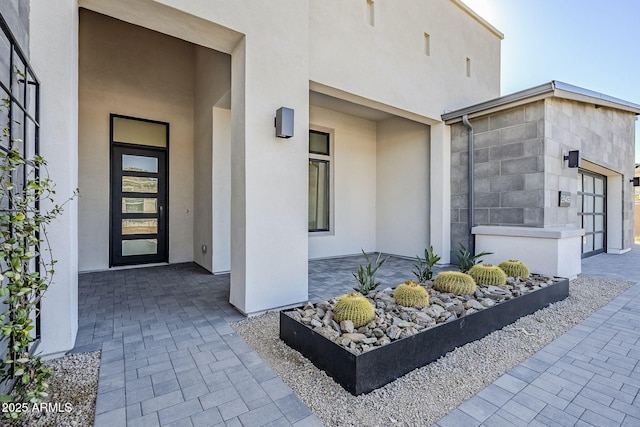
{"left": 314, "top": 326, "right": 340, "bottom": 340}
{"left": 431, "top": 305, "right": 445, "bottom": 316}
{"left": 480, "top": 298, "right": 496, "bottom": 307}
{"left": 342, "top": 333, "right": 367, "bottom": 343}
{"left": 340, "top": 320, "right": 355, "bottom": 333}
{"left": 310, "top": 318, "right": 323, "bottom": 328}
{"left": 387, "top": 325, "right": 402, "bottom": 340}
{"left": 464, "top": 300, "right": 484, "bottom": 310}
{"left": 362, "top": 337, "right": 377, "bottom": 344}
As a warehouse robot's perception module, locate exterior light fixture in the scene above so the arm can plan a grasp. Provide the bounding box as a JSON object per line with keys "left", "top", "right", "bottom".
{"left": 275, "top": 107, "right": 294, "bottom": 138}
{"left": 630, "top": 177, "right": 640, "bottom": 187}
{"left": 563, "top": 150, "right": 580, "bottom": 168}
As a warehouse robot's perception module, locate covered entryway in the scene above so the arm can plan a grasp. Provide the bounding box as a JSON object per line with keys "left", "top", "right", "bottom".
{"left": 578, "top": 170, "right": 606, "bottom": 257}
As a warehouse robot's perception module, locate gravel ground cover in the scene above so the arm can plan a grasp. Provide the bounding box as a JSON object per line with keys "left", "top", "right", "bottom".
{"left": 8, "top": 351, "right": 100, "bottom": 427}
{"left": 232, "top": 276, "right": 632, "bottom": 427}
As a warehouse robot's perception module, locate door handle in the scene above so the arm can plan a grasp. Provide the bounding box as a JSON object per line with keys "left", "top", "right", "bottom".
{"left": 159, "top": 205, "right": 164, "bottom": 232}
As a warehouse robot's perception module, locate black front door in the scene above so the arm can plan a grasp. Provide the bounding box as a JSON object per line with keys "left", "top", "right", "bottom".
{"left": 110, "top": 144, "right": 168, "bottom": 266}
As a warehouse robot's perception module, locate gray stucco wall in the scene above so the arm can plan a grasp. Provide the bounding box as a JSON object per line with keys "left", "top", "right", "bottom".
{"left": 0, "top": 0, "right": 30, "bottom": 56}
{"left": 450, "top": 102, "right": 545, "bottom": 260}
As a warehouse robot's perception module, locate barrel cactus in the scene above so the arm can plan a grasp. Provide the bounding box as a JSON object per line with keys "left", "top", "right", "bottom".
{"left": 394, "top": 280, "right": 430, "bottom": 308}
{"left": 469, "top": 264, "right": 507, "bottom": 286}
{"left": 433, "top": 271, "right": 476, "bottom": 295}
{"left": 499, "top": 260, "right": 530, "bottom": 279}
{"left": 333, "top": 293, "right": 376, "bottom": 328}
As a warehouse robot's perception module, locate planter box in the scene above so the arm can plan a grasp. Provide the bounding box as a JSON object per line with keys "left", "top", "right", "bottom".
{"left": 280, "top": 277, "right": 569, "bottom": 395}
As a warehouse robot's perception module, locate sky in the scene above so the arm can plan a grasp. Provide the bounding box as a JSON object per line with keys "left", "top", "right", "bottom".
{"left": 463, "top": 0, "right": 640, "bottom": 162}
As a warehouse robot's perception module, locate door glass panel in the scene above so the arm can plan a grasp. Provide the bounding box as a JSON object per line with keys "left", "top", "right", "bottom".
{"left": 122, "top": 154, "right": 158, "bottom": 173}
{"left": 113, "top": 116, "right": 167, "bottom": 147}
{"left": 595, "top": 215, "right": 604, "bottom": 232}
{"left": 595, "top": 177, "right": 604, "bottom": 194}
{"left": 122, "top": 176, "right": 158, "bottom": 193}
{"left": 595, "top": 196, "right": 604, "bottom": 212}
{"left": 585, "top": 215, "right": 594, "bottom": 232}
{"left": 583, "top": 234, "right": 593, "bottom": 253}
{"left": 594, "top": 233, "right": 604, "bottom": 250}
{"left": 308, "top": 160, "right": 329, "bottom": 230}
{"left": 122, "top": 198, "right": 157, "bottom": 213}
{"left": 122, "top": 219, "right": 158, "bottom": 235}
{"left": 122, "top": 239, "right": 158, "bottom": 256}
{"left": 583, "top": 175, "right": 594, "bottom": 193}
{"left": 585, "top": 196, "right": 594, "bottom": 213}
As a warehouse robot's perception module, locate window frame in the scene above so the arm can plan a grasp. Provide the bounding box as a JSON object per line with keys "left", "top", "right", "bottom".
{"left": 308, "top": 128, "right": 334, "bottom": 234}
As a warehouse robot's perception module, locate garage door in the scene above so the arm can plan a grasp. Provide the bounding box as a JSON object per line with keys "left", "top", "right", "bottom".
{"left": 578, "top": 171, "right": 606, "bottom": 257}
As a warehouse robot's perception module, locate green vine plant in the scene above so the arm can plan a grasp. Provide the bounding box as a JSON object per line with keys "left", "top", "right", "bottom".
{"left": 352, "top": 250, "right": 387, "bottom": 295}
{"left": 0, "top": 95, "right": 77, "bottom": 418}
{"left": 412, "top": 245, "right": 441, "bottom": 282}
{"left": 456, "top": 243, "right": 492, "bottom": 274}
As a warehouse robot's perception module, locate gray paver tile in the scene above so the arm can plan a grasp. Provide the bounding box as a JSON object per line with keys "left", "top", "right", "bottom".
{"left": 141, "top": 390, "right": 184, "bottom": 415}
{"left": 190, "top": 407, "right": 224, "bottom": 427}
{"left": 238, "top": 402, "right": 285, "bottom": 427}
{"left": 94, "top": 407, "right": 126, "bottom": 427}
{"left": 458, "top": 396, "right": 498, "bottom": 422}
{"left": 218, "top": 397, "right": 249, "bottom": 421}
{"left": 274, "top": 394, "right": 313, "bottom": 424}
{"left": 95, "top": 387, "right": 125, "bottom": 415}
{"left": 435, "top": 409, "right": 481, "bottom": 427}
{"left": 493, "top": 374, "right": 528, "bottom": 394}
{"left": 157, "top": 398, "right": 203, "bottom": 425}
{"left": 128, "top": 412, "right": 160, "bottom": 427}
{"left": 199, "top": 386, "right": 241, "bottom": 410}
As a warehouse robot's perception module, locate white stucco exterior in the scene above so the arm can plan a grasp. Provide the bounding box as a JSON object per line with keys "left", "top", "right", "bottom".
{"left": 17, "top": 0, "right": 506, "bottom": 354}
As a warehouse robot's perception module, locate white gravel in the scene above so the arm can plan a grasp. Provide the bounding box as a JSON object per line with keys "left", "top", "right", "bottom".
{"left": 9, "top": 351, "right": 100, "bottom": 427}
{"left": 231, "top": 276, "right": 632, "bottom": 427}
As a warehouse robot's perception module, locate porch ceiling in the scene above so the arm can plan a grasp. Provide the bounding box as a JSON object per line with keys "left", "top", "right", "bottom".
{"left": 310, "top": 91, "right": 394, "bottom": 122}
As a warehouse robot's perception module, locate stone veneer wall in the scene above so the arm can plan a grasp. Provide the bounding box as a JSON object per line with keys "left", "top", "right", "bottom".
{"left": 544, "top": 98, "right": 636, "bottom": 248}
{"left": 450, "top": 102, "right": 545, "bottom": 261}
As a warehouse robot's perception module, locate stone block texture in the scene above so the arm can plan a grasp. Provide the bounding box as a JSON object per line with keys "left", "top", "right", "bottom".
{"left": 544, "top": 98, "right": 636, "bottom": 248}
{"left": 450, "top": 102, "right": 545, "bottom": 259}
{"left": 450, "top": 97, "right": 637, "bottom": 256}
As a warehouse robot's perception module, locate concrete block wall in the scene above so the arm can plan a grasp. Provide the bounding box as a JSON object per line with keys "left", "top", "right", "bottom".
{"left": 545, "top": 98, "right": 636, "bottom": 248}
{"left": 0, "top": 0, "right": 29, "bottom": 56}
{"left": 450, "top": 102, "right": 545, "bottom": 260}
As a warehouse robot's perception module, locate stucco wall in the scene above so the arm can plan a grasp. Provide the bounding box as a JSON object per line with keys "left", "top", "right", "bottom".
{"left": 193, "top": 46, "right": 231, "bottom": 273}
{"left": 309, "top": 0, "right": 501, "bottom": 121}
{"left": 308, "top": 106, "right": 377, "bottom": 259}
{"left": 377, "top": 118, "right": 431, "bottom": 258}
{"left": 78, "top": 10, "right": 196, "bottom": 271}
{"left": 450, "top": 102, "right": 545, "bottom": 259}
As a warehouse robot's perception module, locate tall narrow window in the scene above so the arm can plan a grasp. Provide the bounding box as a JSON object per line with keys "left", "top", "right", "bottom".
{"left": 466, "top": 57, "right": 471, "bottom": 77}
{"left": 424, "top": 33, "right": 431, "bottom": 56}
{"left": 367, "top": 0, "right": 375, "bottom": 26}
{"left": 309, "top": 130, "right": 331, "bottom": 232}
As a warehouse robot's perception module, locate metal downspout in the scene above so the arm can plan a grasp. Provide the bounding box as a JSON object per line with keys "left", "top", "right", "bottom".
{"left": 461, "top": 114, "right": 475, "bottom": 256}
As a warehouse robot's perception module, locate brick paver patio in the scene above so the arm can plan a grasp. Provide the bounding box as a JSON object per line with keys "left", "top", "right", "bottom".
{"left": 75, "top": 248, "right": 640, "bottom": 426}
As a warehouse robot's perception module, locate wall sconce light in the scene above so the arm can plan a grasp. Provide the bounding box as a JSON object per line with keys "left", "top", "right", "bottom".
{"left": 275, "top": 107, "right": 294, "bottom": 138}
{"left": 630, "top": 177, "right": 640, "bottom": 187}
{"left": 563, "top": 150, "right": 580, "bottom": 168}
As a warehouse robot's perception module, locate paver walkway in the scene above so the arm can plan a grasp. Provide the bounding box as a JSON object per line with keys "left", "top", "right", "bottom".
{"left": 434, "top": 245, "right": 640, "bottom": 427}
{"left": 76, "top": 254, "right": 422, "bottom": 426}
{"left": 77, "top": 248, "right": 640, "bottom": 426}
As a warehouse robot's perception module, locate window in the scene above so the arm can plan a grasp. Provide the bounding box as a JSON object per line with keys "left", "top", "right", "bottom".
{"left": 309, "top": 130, "right": 331, "bottom": 232}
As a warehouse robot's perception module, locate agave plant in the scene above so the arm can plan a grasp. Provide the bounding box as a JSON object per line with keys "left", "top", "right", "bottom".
{"left": 412, "top": 246, "right": 441, "bottom": 282}
{"left": 456, "top": 243, "right": 492, "bottom": 273}
{"left": 352, "top": 250, "right": 387, "bottom": 295}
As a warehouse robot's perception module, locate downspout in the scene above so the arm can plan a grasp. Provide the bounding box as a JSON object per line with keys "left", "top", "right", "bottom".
{"left": 461, "top": 114, "right": 475, "bottom": 256}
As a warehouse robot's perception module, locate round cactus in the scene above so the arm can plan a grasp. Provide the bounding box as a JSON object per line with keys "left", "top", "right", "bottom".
{"left": 469, "top": 264, "right": 507, "bottom": 286}
{"left": 499, "top": 260, "right": 530, "bottom": 279}
{"left": 394, "top": 280, "right": 430, "bottom": 308}
{"left": 433, "top": 271, "right": 477, "bottom": 295}
{"left": 333, "top": 293, "right": 376, "bottom": 328}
